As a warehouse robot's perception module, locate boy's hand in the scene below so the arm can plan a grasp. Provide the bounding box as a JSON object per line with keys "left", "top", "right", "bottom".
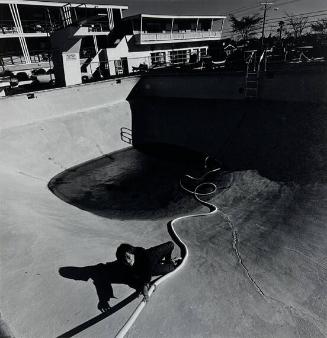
{"left": 98, "top": 300, "right": 111, "bottom": 312}
{"left": 142, "top": 284, "right": 150, "bottom": 302}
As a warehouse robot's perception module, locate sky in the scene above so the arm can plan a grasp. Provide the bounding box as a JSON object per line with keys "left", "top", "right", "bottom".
{"left": 113, "top": 0, "right": 327, "bottom": 38}
{"left": 117, "top": 0, "right": 326, "bottom": 16}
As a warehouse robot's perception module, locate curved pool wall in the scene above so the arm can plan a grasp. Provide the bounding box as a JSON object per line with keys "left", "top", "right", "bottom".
{"left": 129, "top": 67, "right": 327, "bottom": 183}
{"left": 0, "top": 76, "right": 143, "bottom": 338}
{"left": 0, "top": 77, "right": 139, "bottom": 179}
{"left": 1, "top": 68, "right": 327, "bottom": 338}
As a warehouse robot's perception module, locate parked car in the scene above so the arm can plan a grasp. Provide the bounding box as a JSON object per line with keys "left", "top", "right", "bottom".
{"left": 32, "top": 68, "right": 55, "bottom": 84}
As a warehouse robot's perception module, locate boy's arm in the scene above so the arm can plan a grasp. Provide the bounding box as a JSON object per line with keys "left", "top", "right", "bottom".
{"left": 92, "top": 263, "right": 114, "bottom": 312}
{"left": 93, "top": 279, "right": 114, "bottom": 311}
{"left": 141, "top": 283, "right": 150, "bottom": 302}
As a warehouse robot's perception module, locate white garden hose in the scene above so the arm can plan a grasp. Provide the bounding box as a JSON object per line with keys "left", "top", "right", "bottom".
{"left": 115, "top": 158, "right": 223, "bottom": 338}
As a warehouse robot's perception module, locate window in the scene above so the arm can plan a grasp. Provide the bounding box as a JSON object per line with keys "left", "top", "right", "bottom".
{"left": 169, "top": 49, "right": 190, "bottom": 64}
{"left": 200, "top": 48, "right": 207, "bottom": 57}
{"left": 150, "top": 52, "right": 166, "bottom": 65}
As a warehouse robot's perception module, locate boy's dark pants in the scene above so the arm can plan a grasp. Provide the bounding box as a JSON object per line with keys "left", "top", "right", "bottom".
{"left": 146, "top": 241, "right": 175, "bottom": 275}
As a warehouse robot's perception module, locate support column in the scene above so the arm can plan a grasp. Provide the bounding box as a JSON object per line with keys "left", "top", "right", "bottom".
{"left": 9, "top": 3, "right": 31, "bottom": 64}
{"left": 140, "top": 15, "right": 143, "bottom": 43}
{"left": 221, "top": 18, "right": 225, "bottom": 38}
{"left": 14, "top": 4, "right": 31, "bottom": 63}
{"left": 50, "top": 26, "right": 82, "bottom": 86}
{"left": 107, "top": 8, "right": 114, "bottom": 31}
{"left": 93, "top": 35, "right": 98, "bottom": 54}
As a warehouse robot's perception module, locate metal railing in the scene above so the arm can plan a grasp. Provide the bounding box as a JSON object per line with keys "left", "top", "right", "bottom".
{"left": 80, "top": 22, "right": 111, "bottom": 32}
{"left": 137, "top": 30, "right": 222, "bottom": 43}
{"left": 0, "top": 20, "right": 54, "bottom": 35}
{"left": 0, "top": 19, "right": 111, "bottom": 36}
{"left": 257, "top": 49, "right": 267, "bottom": 73}
{"left": 120, "top": 127, "right": 132, "bottom": 144}
{"left": 0, "top": 50, "right": 52, "bottom": 66}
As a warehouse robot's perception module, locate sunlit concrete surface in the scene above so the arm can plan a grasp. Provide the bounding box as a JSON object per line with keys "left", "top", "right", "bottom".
{"left": 1, "top": 83, "right": 327, "bottom": 337}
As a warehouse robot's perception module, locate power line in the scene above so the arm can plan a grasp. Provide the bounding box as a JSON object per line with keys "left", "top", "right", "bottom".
{"left": 265, "top": 9, "right": 327, "bottom": 24}
{"left": 222, "top": 17, "right": 327, "bottom": 38}
{"left": 227, "top": 2, "right": 260, "bottom": 15}
{"left": 223, "top": 8, "right": 327, "bottom": 35}
{"left": 227, "top": 0, "right": 305, "bottom": 17}
{"left": 222, "top": 18, "right": 327, "bottom": 39}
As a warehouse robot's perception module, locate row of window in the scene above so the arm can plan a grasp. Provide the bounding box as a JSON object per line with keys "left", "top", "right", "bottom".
{"left": 150, "top": 48, "right": 207, "bottom": 65}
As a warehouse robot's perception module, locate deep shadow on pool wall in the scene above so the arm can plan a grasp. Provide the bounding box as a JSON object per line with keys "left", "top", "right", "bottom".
{"left": 129, "top": 96, "right": 327, "bottom": 183}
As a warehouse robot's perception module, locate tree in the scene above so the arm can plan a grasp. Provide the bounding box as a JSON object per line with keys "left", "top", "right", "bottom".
{"left": 311, "top": 18, "right": 327, "bottom": 35}
{"left": 286, "top": 14, "right": 308, "bottom": 39}
{"left": 277, "top": 20, "right": 286, "bottom": 40}
{"left": 229, "top": 14, "right": 262, "bottom": 40}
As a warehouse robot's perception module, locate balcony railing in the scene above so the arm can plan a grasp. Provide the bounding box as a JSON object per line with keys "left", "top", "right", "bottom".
{"left": 0, "top": 21, "right": 54, "bottom": 35}
{"left": 136, "top": 30, "right": 222, "bottom": 44}
{"left": 0, "top": 20, "right": 110, "bottom": 36}
{"left": 0, "top": 50, "right": 52, "bottom": 66}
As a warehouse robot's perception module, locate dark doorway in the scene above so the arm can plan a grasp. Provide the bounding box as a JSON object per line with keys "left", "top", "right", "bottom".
{"left": 121, "top": 57, "right": 129, "bottom": 75}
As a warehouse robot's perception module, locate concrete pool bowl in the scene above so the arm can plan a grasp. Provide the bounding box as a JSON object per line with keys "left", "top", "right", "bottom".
{"left": 1, "top": 78, "right": 327, "bottom": 338}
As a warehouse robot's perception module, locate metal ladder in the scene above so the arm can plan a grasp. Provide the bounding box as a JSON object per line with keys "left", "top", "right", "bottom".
{"left": 245, "top": 50, "right": 258, "bottom": 98}
{"left": 245, "top": 50, "right": 267, "bottom": 99}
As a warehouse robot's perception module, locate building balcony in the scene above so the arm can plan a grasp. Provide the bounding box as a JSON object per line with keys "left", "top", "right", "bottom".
{"left": 0, "top": 20, "right": 54, "bottom": 39}
{"left": 135, "top": 30, "right": 222, "bottom": 44}
{"left": 73, "top": 24, "right": 111, "bottom": 36}
{"left": 0, "top": 21, "right": 112, "bottom": 39}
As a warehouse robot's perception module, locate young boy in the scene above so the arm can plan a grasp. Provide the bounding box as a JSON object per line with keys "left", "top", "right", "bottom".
{"left": 59, "top": 241, "right": 180, "bottom": 312}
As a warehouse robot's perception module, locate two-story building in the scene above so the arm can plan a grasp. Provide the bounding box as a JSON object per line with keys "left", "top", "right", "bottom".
{"left": 0, "top": 0, "right": 226, "bottom": 87}
{"left": 0, "top": 0, "right": 127, "bottom": 69}
{"left": 104, "top": 13, "right": 226, "bottom": 75}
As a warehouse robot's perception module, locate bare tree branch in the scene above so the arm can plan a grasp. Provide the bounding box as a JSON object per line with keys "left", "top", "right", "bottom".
{"left": 286, "top": 13, "right": 308, "bottom": 39}
{"left": 229, "top": 14, "right": 262, "bottom": 40}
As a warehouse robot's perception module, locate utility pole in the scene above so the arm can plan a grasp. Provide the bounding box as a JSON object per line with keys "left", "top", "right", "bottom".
{"left": 278, "top": 21, "right": 285, "bottom": 40}
{"left": 260, "top": 2, "right": 273, "bottom": 48}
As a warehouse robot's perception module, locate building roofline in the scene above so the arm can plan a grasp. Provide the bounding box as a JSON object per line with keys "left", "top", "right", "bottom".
{"left": 124, "top": 13, "right": 227, "bottom": 20}
{"left": 0, "top": 0, "right": 128, "bottom": 9}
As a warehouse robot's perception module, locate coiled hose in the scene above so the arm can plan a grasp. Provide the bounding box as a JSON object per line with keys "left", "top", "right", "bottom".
{"left": 115, "top": 157, "right": 229, "bottom": 338}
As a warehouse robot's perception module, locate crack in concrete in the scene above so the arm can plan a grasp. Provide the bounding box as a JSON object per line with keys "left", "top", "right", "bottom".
{"left": 96, "top": 143, "right": 105, "bottom": 156}
{"left": 217, "top": 202, "right": 327, "bottom": 334}
{"left": 216, "top": 208, "right": 266, "bottom": 297}
{"left": 182, "top": 159, "right": 266, "bottom": 297}
{"left": 18, "top": 171, "right": 46, "bottom": 182}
